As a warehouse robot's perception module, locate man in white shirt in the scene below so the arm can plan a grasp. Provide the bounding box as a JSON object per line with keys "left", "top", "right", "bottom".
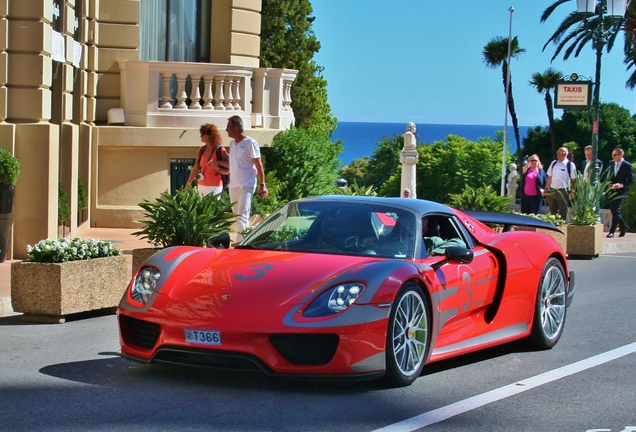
{"left": 225, "top": 115, "right": 268, "bottom": 242}
{"left": 545, "top": 146, "right": 577, "bottom": 221}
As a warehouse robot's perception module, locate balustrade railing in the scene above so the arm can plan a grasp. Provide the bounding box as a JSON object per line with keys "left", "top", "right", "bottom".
{"left": 118, "top": 61, "right": 297, "bottom": 129}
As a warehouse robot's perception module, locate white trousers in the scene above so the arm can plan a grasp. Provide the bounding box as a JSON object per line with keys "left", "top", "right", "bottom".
{"left": 197, "top": 185, "right": 223, "bottom": 197}
{"left": 229, "top": 185, "right": 254, "bottom": 242}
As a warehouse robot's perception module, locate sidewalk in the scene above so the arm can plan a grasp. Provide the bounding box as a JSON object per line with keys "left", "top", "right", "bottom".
{"left": 2, "top": 229, "right": 636, "bottom": 317}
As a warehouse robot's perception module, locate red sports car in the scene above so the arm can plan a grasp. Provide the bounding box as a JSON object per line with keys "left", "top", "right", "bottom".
{"left": 118, "top": 195, "right": 574, "bottom": 387}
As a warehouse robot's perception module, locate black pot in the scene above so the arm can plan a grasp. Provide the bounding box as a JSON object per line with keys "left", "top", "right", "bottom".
{"left": 0, "top": 184, "right": 15, "bottom": 263}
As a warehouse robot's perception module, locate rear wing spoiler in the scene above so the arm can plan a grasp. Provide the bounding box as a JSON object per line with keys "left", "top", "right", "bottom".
{"left": 462, "top": 210, "right": 563, "bottom": 233}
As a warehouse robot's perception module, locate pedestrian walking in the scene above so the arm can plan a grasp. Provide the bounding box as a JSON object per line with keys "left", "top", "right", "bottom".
{"left": 225, "top": 115, "right": 268, "bottom": 242}
{"left": 607, "top": 148, "right": 633, "bottom": 238}
{"left": 545, "top": 147, "right": 577, "bottom": 221}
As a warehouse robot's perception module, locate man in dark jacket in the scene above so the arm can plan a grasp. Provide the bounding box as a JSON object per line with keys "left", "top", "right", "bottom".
{"left": 607, "top": 148, "right": 634, "bottom": 238}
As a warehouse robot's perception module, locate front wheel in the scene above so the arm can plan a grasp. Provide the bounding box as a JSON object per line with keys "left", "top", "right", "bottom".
{"left": 383, "top": 282, "right": 430, "bottom": 387}
{"left": 528, "top": 257, "right": 567, "bottom": 349}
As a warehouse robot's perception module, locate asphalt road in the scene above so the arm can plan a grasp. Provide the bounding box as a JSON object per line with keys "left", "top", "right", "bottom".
{"left": 1, "top": 254, "right": 635, "bottom": 432}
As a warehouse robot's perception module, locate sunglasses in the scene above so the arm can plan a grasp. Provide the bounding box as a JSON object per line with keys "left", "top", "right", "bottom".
{"left": 528, "top": 159, "right": 538, "bottom": 162}
{"left": 612, "top": 153, "right": 621, "bottom": 156}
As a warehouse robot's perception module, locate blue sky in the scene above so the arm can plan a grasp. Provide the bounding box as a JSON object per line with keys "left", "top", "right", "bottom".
{"left": 310, "top": 0, "right": 635, "bottom": 127}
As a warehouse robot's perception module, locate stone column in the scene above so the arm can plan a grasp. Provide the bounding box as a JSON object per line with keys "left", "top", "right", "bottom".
{"left": 400, "top": 122, "right": 419, "bottom": 198}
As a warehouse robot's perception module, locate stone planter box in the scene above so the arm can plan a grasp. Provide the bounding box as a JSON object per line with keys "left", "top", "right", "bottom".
{"left": 132, "top": 247, "right": 162, "bottom": 276}
{"left": 566, "top": 223, "right": 604, "bottom": 258}
{"left": 11, "top": 255, "right": 128, "bottom": 323}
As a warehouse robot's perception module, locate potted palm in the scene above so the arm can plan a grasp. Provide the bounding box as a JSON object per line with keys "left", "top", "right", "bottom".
{"left": 131, "top": 187, "right": 235, "bottom": 275}
{"left": 566, "top": 172, "right": 616, "bottom": 258}
{"left": 0, "top": 149, "right": 20, "bottom": 262}
{"left": 11, "top": 237, "right": 127, "bottom": 323}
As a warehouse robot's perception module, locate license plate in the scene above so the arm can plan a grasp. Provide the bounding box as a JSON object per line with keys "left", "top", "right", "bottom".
{"left": 184, "top": 329, "right": 221, "bottom": 345}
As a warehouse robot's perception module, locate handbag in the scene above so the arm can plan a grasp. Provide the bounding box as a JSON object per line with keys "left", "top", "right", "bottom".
{"left": 216, "top": 146, "right": 230, "bottom": 190}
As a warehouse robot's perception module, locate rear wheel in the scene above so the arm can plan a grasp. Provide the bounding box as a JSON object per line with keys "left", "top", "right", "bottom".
{"left": 528, "top": 257, "right": 567, "bottom": 349}
{"left": 383, "top": 282, "right": 430, "bottom": 387}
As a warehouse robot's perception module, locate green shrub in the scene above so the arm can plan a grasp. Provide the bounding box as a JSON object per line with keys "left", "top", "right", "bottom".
{"left": 622, "top": 185, "right": 636, "bottom": 232}
{"left": 78, "top": 178, "right": 88, "bottom": 211}
{"left": 250, "top": 175, "right": 282, "bottom": 218}
{"left": 0, "top": 149, "right": 20, "bottom": 185}
{"left": 134, "top": 187, "right": 235, "bottom": 248}
{"left": 58, "top": 183, "right": 71, "bottom": 226}
{"left": 263, "top": 127, "right": 343, "bottom": 202}
{"left": 448, "top": 185, "right": 512, "bottom": 212}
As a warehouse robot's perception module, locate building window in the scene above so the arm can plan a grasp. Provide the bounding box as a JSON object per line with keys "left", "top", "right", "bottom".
{"left": 140, "top": 0, "right": 210, "bottom": 62}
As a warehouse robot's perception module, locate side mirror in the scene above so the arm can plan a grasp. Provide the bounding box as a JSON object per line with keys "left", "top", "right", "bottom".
{"left": 445, "top": 246, "right": 474, "bottom": 263}
{"left": 209, "top": 232, "right": 231, "bottom": 249}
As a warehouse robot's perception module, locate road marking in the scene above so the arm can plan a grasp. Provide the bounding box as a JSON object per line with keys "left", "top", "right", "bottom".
{"left": 372, "top": 342, "right": 636, "bottom": 432}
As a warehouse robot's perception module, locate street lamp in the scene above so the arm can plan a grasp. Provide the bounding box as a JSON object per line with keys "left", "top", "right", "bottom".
{"left": 576, "top": 0, "right": 627, "bottom": 184}
{"left": 501, "top": 7, "right": 515, "bottom": 197}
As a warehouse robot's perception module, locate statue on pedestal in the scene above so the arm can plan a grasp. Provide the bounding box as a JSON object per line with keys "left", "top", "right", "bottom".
{"left": 507, "top": 163, "right": 518, "bottom": 199}
{"left": 401, "top": 123, "right": 418, "bottom": 198}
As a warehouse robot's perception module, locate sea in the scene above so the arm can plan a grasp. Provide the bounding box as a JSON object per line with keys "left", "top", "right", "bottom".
{"left": 334, "top": 122, "right": 532, "bottom": 166}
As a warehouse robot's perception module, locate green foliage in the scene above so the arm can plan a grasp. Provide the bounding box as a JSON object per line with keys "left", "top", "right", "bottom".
{"left": 355, "top": 135, "right": 404, "bottom": 191}
{"left": 133, "top": 187, "right": 235, "bottom": 248}
{"left": 416, "top": 135, "right": 503, "bottom": 203}
{"left": 621, "top": 184, "right": 636, "bottom": 232}
{"left": 27, "top": 237, "right": 121, "bottom": 263}
{"left": 449, "top": 185, "right": 513, "bottom": 212}
{"left": 333, "top": 180, "right": 377, "bottom": 196}
{"left": 260, "top": 0, "right": 337, "bottom": 134}
{"left": 58, "top": 183, "right": 71, "bottom": 226}
{"left": 569, "top": 172, "right": 618, "bottom": 226}
{"left": 338, "top": 157, "right": 370, "bottom": 187}
{"left": 78, "top": 178, "right": 88, "bottom": 211}
{"left": 262, "top": 127, "right": 343, "bottom": 202}
{"left": 0, "top": 149, "right": 20, "bottom": 185}
{"left": 250, "top": 175, "right": 283, "bottom": 218}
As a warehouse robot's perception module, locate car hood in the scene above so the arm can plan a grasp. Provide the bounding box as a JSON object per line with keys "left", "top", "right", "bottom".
{"left": 137, "top": 247, "right": 389, "bottom": 325}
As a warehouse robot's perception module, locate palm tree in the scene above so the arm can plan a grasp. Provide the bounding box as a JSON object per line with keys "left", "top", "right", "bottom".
{"left": 529, "top": 68, "right": 564, "bottom": 156}
{"left": 540, "top": 1, "right": 628, "bottom": 68}
{"left": 482, "top": 36, "right": 526, "bottom": 167}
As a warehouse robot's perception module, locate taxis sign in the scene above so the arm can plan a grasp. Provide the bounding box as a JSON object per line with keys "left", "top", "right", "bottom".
{"left": 555, "top": 81, "right": 592, "bottom": 109}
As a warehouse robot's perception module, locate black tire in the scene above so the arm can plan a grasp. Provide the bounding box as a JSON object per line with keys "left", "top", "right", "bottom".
{"left": 382, "top": 282, "right": 430, "bottom": 387}
{"left": 528, "top": 257, "right": 568, "bottom": 349}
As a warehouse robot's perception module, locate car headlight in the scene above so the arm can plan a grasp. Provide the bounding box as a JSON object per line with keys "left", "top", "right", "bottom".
{"left": 303, "top": 283, "right": 366, "bottom": 317}
{"left": 131, "top": 267, "right": 161, "bottom": 304}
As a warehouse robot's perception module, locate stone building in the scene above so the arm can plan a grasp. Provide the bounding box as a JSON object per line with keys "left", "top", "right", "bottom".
{"left": 0, "top": 0, "right": 296, "bottom": 259}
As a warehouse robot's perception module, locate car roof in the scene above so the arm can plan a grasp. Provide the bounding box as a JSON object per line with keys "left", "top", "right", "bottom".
{"left": 294, "top": 195, "right": 456, "bottom": 217}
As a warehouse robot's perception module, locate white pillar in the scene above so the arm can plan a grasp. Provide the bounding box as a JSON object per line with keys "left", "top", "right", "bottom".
{"left": 400, "top": 122, "right": 419, "bottom": 198}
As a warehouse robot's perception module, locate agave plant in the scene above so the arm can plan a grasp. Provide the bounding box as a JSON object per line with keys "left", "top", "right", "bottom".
{"left": 333, "top": 180, "right": 377, "bottom": 196}
{"left": 448, "top": 185, "right": 513, "bottom": 213}
{"left": 569, "top": 172, "right": 617, "bottom": 226}
{"left": 134, "top": 187, "right": 235, "bottom": 248}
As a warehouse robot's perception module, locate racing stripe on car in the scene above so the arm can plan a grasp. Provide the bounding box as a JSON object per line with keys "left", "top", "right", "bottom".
{"left": 430, "top": 322, "right": 529, "bottom": 358}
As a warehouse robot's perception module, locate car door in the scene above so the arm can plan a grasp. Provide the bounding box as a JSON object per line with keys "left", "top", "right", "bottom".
{"left": 422, "top": 215, "right": 500, "bottom": 351}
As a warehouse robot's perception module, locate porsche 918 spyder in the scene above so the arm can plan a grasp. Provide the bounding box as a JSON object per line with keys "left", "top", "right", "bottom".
{"left": 118, "top": 195, "right": 574, "bottom": 387}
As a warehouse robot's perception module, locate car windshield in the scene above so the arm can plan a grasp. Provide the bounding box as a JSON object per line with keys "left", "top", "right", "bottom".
{"left": 239, "top": 201, "right": 417, "bottom": 259}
